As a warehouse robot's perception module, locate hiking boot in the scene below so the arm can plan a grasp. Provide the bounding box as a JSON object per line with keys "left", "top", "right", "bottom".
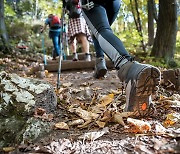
{"left": 72, "top": 53, "right": 78, "bottom": 61}
{"left": 94, "top": 57, "right": 107, "bottom": 79}
{"left": 117, "top": 60, "right": 161, "bottom": 117}
{"left": 85, "top": 53, "right": 91, "bottom": 61}
{"left": 52, "top": 50, "right": 58, "bottom": 60}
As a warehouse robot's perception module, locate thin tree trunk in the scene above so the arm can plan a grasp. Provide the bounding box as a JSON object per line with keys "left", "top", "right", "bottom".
{"left": 151, "top": 0, "right": 178, "bottom": 64}
{"left": 34, "top": 0, "right": 39, "bottom": 19}
{"left": 130, "top": 0, "right": 146, "bottom": 52}
{"left": 147, "top": 0, "right": 155, "bottom": 46}
{"left": 0, "top": 0, "right": 10, "bottom": 52}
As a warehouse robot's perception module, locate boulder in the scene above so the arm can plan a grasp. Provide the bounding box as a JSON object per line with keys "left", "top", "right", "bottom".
{"left": 0, "top": 71, "right": 57, "bottom": 148}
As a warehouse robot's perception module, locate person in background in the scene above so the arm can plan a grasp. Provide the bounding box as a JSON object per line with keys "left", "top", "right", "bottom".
{"left": 64, "top": 0, "right": 92, "bottom": 61}
{"left": 41, "top": 14, "right": 61, "bottom": 60}
{"left": 78, "top": 0, "right": 161, "bottom": 118}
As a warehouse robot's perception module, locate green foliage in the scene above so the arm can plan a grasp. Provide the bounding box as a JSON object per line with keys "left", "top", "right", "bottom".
{"left": 176, "top": 31, "right": 180, "bottom": 55}
{"left": 4, "top": 2, "right": 16, "bottom": 16}
{"left": 2, "top": 0, "right": 178, "bottom": 65}
{"left": 7, "top": 20, "right": 32, "bottom": 42}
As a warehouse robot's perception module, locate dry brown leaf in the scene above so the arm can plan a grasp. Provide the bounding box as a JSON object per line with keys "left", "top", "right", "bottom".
{"left": 55, "top": 88, "right": 64, "bottom": 94}
{"left": 112, "top": 112, "right": 133, "bottom": 126}
{"left": 3, "top": 147, "right": 15, "bottom": 152}
{"left": 62, "top": 82, "right": 73, "bottom": 87}
{"left": 77, "top": 120, "right": 92, "bottom": 128}
{"left": 55, "top": 122, "right": 69, "bottom": 130}
{"left": 110, "top": 89, "right": 122, "bottom": 95}
{"left": 96, "top": 121, "right": 106, "bottom": 128}
{"left": 47, "top": 73, "right": 54, "bottom": 78}
{"left": 98, "top": 94, "right": 114, "bottom": 107}
{"left": 68, "top": 119, "right": 84, "bottom": 126}
{"left": 101, "top": 110, "right": 111, "bottom": 122}
{"left": 34, "top": 108, "right": 46, "bottom": 116}
{"left": 78, "top": 127, "right": 109, "bottom": 141}
{"left": 68, "top": 107, "right": 99, "bottom": 121}
{"left": 42, "top": 113, "right": 54, "bottom": 121}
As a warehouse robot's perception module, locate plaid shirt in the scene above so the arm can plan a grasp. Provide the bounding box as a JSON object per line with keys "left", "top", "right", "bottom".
{"left": 68, "top": 17, "right": 92, "bottom": 44}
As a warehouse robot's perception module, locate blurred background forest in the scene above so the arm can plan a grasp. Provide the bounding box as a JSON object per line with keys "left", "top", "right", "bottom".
{"left": 0, "top": 0, "right": 180, "bottom": 68}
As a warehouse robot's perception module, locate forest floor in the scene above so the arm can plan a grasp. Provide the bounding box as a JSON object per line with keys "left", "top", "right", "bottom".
{"left": 0, "top": 51, "right": 180, "bottom": 154}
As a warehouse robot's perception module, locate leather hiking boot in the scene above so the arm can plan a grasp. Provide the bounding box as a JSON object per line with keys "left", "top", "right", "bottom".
{"left": 72, "top": 53, "right": 78, "bottom": 61}
{"left": 52, "top": 50, "right": 58, "bottom": 60}
{"left": 94, "top": 57, "right": 107, "bottom": 79}
{"left": 117, "top": 60, "right": 161, "bottom": 117}
{"left": 85, "top": 53, "right": 91, "bottom": 61}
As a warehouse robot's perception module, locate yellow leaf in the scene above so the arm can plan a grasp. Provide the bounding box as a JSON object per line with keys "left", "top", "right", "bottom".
{"left": 98, "top": 94, "right": 114, "bottom": 107}
{"left": 163, "top": 113, "right": 180, "bottom": 127}
{"left": 163, "top": 119, "right": 175, "bottom": 127}
{"left": 45, "top": 70, "right": 48, "bottom": 76}
{"left": 96, "top": 121, "right": 106, "bottom": 128}
{"left": 3, "top": 147, "right": 15, "bottom": 152}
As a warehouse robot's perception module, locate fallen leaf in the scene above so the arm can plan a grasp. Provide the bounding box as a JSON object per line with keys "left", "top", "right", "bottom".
{"left": 3, "top": 147, "right": 15, "bottom": 152}
{"left": 77, "top": 120, "right": 92, "bottom": 128}
{"left": 155, "top": 123, "right": 166, "bottom": 134}
{"left": 34, "top": 108, "right": 46, "bottom": 116}
{"left": 55, "top": 122, "right": 69, "bottom": 130}
{"left": 62, "top": 82, "right": 73, "bottom": 87}
{"left": 101, "top": 110, "right": 111, "bottom": 122}
{"left": 96, "top": 121, "right": 106, "bottom": 128}
{"left": 110, "top": 89, "right": 122, "bottom": 95}
{"left": 78, "top": 127, "right": 109, "bottom": 141}
{"left": 98, "top": 94, "right": 114, "bottom": 107}
{"left": 44, "top": 70, "right": 48, "bottom": 76}
{"left": 126, "top": 118, "right": 151, "bottom": 133}
{"left": 163, "top": 112, "right": 180, "bottom": 127}
{"left": 68, "top": 107, "right": 99, "bottom": 121}
{"left": 68, "top": 119, "right": 84, "bottom": 126}
{"left": 112, "top": 112, "right": 133, "bottom": 126}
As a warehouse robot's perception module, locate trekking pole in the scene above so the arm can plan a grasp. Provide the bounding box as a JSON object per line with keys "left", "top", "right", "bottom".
{"left": 57, "top": 8, "right": 66, "bottom": 89}
{"left": 41, "top": 33, "right": 47, "bottom": 65}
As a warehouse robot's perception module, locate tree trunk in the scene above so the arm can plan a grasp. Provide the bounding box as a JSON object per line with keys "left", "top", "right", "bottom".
{"left": 130, "top": 0, "right": 146, "bottom": 52}
{"left": 0, "top": 0, "right": 10, "bottom": 52}
{"left": 151, "top": 0, "right": 178, "bottom": 63}
{"left": 34, "top": 0, "right": 39, "bottom": 19}
{"left": 147, "top": 0, "right": 155, "bottom": 46}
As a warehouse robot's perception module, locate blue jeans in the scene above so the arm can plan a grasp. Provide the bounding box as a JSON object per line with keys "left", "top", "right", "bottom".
{"left": 81, "top": 0, "right": 132, "bottom": 68}
{"left": 49, "top": 30, "right": 61, "bottom": 56}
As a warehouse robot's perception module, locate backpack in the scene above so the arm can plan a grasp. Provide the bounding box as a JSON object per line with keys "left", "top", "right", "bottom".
{"left": 68, "top": 0, "right": 81, "bottom": 18}
{"left": 50, "top": 16, "right": 61, "bottom": 28}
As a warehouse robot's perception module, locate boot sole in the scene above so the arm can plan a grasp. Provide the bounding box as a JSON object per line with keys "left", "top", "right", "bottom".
{"left": 94, "top": 69, "right": 107, "bottom": 79}
{"left": 136, "top": 66, "right": 161, "bottom": 96}
{"left": 127, "top": 66, "right": 161, "bottom": 117}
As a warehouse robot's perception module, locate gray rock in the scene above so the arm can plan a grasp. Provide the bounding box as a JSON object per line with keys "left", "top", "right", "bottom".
{"left": 0, "top": 71, "right": 57, "bottom": 148}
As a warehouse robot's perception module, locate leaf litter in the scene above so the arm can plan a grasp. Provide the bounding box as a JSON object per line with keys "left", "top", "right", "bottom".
{"left": 0, "top": 52, "right": 180, "bottom": 153}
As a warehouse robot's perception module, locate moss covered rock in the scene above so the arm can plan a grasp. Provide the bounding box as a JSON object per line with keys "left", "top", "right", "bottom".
{"left": 0, "top": 71, "right": 57, "bottom": 148}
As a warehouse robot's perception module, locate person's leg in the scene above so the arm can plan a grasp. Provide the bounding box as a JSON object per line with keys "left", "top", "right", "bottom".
{"left": 51, "top": 31, "right": 60, "bottom": 57}
{"left": 81, "top": 0, "right": 132, "bottom": 68}
{"left": 77, "top": 33, "right": 89, "bottom": 54}
{"left": 92, "top": 0, "right": 120, "bottom": 78}
{"left": 76, "top": 33, "right": 91, "bottom": 61}
{"left": 70, "top": 38, "right": 78, "bottom": 61}
{"left": 93, "top": 36, "right": 107, "bottom": 78}
{"left": 81, "top": 0, "right": 161, "bottom": 117}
